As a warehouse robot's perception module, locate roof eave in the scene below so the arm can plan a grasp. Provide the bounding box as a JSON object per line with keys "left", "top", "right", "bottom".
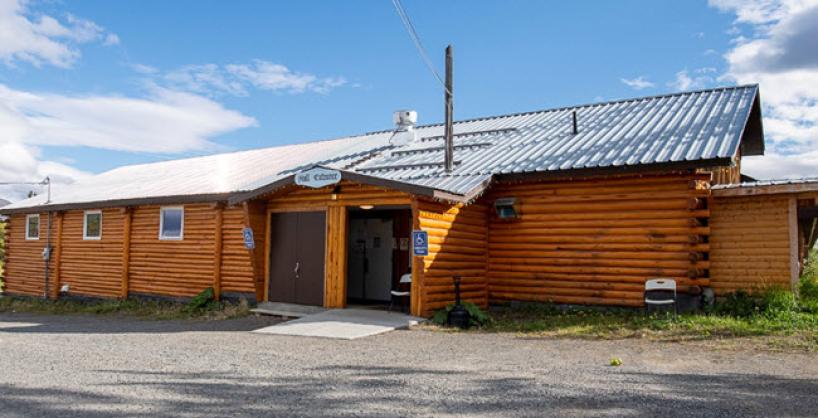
{"left": 0, "top": 193, "right": 234, "bottom": 215}
{"left": 494, "top": 158, "right": 733, "bottom": 184}
{"left": 227, "top": 168, "right": 471, "bottom": 206}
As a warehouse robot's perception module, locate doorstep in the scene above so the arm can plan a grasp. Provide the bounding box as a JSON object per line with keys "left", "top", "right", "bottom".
{"left": 251, "top": 308, "right": 424, "bottom": 340}
{"left": 251, "top": 302, "right": 326, "bottom": 318}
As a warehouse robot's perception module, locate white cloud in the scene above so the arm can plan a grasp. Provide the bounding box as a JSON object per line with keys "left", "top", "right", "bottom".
{"left": 0, "top": 83, "right": 257, "bottom": 201}
{"left": 165, "top": 64, "right": 249, "bottom": 97}
{"left": 0, "top": 0, "right": 118, "bottom": 68}
{"left": 130, "top": 63, "right": 158, "bottom": 74}
{"left": 0, "top": 83, "right": 257, "bottom": 153}
{"left": 103, "top": 33, "right": 120, "bottom": 46}
{"left": 620, "top": 76, "right": 654, "bottom": 90}
{"left": 667, "top": 69, "right": 714, "bottom": 91}
{"left": 162, "top": 60, "right": 347, "bottom": 96}
{"left": 709, "top": 0, "right": 818, "bottom": 179}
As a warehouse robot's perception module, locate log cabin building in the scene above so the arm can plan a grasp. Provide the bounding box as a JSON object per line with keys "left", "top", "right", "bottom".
{"left": 1, "top": 85, "right": 816, "bottom": 317}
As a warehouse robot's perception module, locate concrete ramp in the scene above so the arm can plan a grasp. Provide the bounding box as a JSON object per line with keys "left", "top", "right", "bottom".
{"left": 251, "top": 302, "right": 325, "bottom": 318}
{"left": 251, "top": 308, "right": 424, "bottom": 340}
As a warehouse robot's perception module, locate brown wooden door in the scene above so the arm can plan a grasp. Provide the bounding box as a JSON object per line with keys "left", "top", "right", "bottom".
{"left": 294, "top": 211, "right": 326, "bottom": 306}
{"left": 269, "top": 212, "right": 298, "bottom": 304}
{"left": 268, "top": 211, "right": 326, "bottom": 306}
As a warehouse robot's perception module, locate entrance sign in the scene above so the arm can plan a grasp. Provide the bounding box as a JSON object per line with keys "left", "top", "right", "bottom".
{"left": 242, "top": 227, "right": 255, "bottom": 249}
{"left": 412, "top": 230, "right": 428, "bottom": 256}
{"left": 295, "top": 167, "right": 341, "bottom": 188}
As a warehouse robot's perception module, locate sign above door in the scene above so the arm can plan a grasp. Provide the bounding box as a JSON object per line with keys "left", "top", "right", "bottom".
{"left": 295, "top": 167, "right": 342, "bottom": 189}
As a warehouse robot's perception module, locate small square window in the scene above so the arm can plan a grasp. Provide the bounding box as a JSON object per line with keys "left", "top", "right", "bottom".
{"left": 84, "top": 210, "right": 102, "bottom": 240}
{"left": 160, "top": 207, "right": 184, "bottom": 240}
{"left": 25, "top": 214, "right": 40, "bottom": 240}
{"left": 494, "top": 197, "right": 519, "bottom": 219}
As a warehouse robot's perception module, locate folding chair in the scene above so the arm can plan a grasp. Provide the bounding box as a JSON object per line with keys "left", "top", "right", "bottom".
{"left": 644, "top": 278, "right": 677, "bottom": 316}
{"left": 389, "top": 273, "right": 412, "bottom": 312}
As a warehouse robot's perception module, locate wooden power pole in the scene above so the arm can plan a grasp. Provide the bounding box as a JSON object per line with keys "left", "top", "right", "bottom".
{"left": 444, "top": 45, "right": 454, "bottom": 173}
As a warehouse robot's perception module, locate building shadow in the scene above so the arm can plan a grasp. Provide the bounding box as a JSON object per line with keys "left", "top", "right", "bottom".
{"left": 1, "top": 365, "right": 817, "bottom": 416}
{"left": 0, "top": 312, "right": 283, "bottom": 334}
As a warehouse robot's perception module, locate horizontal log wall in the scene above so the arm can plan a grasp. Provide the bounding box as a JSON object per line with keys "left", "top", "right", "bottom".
{"left": 219, "top": 206, "right": 255, "bottom": 295}
{"left": 266, "top": 181, "right": 412, "bottom": 211}
{"left": 128, "top": 204, "right": 217, "bottom": 297}
{"left": 709, "top": 195, "right": 792, "bottom": 294}
{"left": 2, "top": 213, "right": 54, "bottom": 297}
{"left": 483, "top": 174, "right": 711, "bottom": 307}
{"left": 244, "top": 201, "right": 267, "bottom": 302}
{"left": 58, "top": 209, "right": 124, "bottom": 298}
{"left": 416, "top": 199, "right": 489, "bottom": 316}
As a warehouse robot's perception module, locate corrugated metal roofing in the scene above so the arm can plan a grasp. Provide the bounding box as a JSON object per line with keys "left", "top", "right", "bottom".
{"left": 2, "top": 84, "right": 761, "bottom": 212}
{"left": 712, "top": 177, "right": 818, "bottom": 190}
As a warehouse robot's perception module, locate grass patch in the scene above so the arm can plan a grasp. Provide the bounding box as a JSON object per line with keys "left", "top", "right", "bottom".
{"left": 429, "top": 249, "right": 818, "bottom": 351}
{"left": 0, "top": 294, "right": 251, "bottom": 321}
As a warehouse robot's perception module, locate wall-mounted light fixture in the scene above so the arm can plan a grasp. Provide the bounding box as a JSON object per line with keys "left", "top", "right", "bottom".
{"left": 359, "top": 205, "right": 375, "bottom": 210}
{"left": 494, "top": 197, "right": 519, "bottom": 219}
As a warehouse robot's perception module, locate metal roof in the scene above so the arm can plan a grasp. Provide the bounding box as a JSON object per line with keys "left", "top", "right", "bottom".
{"left": 712, "top": 177, "right": 818, "bottom": 197}
{"left": 1, "top": 84, "right": 762, "bottom": 213}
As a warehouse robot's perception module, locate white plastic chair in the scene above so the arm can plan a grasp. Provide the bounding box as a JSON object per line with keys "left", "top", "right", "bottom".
{"left": 389, "top": 273, "right": 412, "bottom": 312}
{"left": 644, "top": 278, "right": 677, "bottom": 316}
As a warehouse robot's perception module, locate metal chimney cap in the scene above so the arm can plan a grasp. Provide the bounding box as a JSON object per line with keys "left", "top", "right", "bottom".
{"left": 393, "top": 110, "right": 418, "bottom": 130}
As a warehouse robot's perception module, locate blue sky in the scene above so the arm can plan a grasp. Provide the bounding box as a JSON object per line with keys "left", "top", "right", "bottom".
{"left": 1, "top": 0, "right": 817, "bottom": 200}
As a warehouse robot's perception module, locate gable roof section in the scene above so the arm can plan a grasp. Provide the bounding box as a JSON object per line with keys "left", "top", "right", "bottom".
{"left": 1, "top": 84, "right": 762, "bottom": 214}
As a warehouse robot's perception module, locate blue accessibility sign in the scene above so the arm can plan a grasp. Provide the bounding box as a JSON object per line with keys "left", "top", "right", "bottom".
{"left": 242, "top": 227, "right": 255, "bottom": 250}
{"left": 412, "top": 230, "right": 428, "bottom": 256}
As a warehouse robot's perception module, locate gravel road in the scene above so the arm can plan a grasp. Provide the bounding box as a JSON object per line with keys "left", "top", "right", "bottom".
{"left": 1, "top": 312, "right": 816, "bottom": 417}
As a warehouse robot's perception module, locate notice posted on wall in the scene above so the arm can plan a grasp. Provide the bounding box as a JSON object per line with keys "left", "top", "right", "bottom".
{"left": 412, "top": 230, "right": 428, "bottom": 256}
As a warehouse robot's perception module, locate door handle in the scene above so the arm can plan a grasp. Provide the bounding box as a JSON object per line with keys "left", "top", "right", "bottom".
{"left": 294, "top": 261, "right": 300, "bottom": 279}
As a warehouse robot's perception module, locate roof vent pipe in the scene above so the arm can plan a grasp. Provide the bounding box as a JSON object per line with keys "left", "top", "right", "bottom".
{"left": 572, "top": 110, "right": 578, "bottom": 135}
{"left": 444, "top": 45, "right": 454, "bottom": 173}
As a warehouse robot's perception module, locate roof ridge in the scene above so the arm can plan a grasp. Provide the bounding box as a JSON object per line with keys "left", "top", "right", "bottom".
{"left": 390, "top": 84, "right": 759, "bottom": 132}
{"left": 67, "top": 84, "right": 762, "bottom": 177}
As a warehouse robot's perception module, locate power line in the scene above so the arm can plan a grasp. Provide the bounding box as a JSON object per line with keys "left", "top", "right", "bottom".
{"left": 391, "top": 0, "right": 451, "bottom": 95}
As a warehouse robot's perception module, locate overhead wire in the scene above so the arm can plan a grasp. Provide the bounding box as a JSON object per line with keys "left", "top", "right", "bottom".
{"left": 391, "top": 0, "right": 451, "bottom": 95}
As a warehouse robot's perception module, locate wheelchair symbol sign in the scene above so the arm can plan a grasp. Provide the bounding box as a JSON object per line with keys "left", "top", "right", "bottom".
{"left": 412, "top": 230, "right": 428, "bottom": 256}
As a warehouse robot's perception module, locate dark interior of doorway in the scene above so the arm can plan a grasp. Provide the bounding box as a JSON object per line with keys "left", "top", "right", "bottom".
{"left": 346, "top": 207, "right": 412, "bottom": 308}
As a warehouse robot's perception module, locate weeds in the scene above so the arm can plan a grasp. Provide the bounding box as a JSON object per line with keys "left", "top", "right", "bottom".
{"left": 432, "top": 302, "right": 491, "bottom": 328}
{"left": 0, "top": 294, "right": 250, "bottom": 320}
{"left": 434, "top": 256, "right": 818, "bottom": 351}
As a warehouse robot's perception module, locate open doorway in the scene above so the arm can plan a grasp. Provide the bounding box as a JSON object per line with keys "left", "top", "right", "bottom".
{"left": 346, "top": 207, "right": 412, "bottom": 309}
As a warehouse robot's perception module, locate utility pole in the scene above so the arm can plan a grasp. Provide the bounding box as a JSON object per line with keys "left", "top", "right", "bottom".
{"left": 444, "top": 45, "right": 454, "bottom": 173}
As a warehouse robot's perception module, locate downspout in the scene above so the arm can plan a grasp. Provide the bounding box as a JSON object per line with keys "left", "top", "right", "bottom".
{"left": 42, "top": 177, "right": 51, "bottom": 299}
{"left": 43, "top": 211, "right": 51, "bottom": 299}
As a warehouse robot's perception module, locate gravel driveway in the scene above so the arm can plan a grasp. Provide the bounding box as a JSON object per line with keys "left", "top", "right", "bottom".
{"left": 1, "top": 312, "right": 816, "bottom": 417}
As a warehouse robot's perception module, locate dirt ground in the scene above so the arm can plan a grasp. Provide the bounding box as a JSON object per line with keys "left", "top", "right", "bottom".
{"left": 1, "top": 312, "right": 817, "bottom": 417}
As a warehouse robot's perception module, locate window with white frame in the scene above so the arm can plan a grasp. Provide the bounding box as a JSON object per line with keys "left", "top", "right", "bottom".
{"left": 83, "top": 210, "right": 102, "bottom": 240}
{"left": 159, "top": 206, "right": 184, "bottom": 240}
{"left": 25, "top": 214, "right": 40, "bottom": 240}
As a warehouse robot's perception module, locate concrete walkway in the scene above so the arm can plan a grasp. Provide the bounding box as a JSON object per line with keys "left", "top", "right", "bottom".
{"left": 251, "top": 308, "right": 424, "bottom": 340}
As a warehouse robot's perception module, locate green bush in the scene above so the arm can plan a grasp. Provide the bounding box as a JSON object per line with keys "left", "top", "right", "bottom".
{"left": 715, "top": 287, "right": 797, "bottom": 318}
{"left": 432, "top": 301, "right": 491, "bottom": 328}
{"left": 799, "top": 249, "right": 818, "bottom": 313}
{"left": 185, "top": 287, "right": 217, "bottom": 312}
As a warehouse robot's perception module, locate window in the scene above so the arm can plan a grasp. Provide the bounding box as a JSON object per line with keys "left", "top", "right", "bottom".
{"left": 83, "top": 210, "right": 102, "bottom": 240}
{"left": 494, "top": 197, "right": 519, "bottom": 219}
{"left": 25, "top": 214, "right": 40, "bottom": 240}
{"left": 159, "top": 206, "right": 184, "bottom": 240}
